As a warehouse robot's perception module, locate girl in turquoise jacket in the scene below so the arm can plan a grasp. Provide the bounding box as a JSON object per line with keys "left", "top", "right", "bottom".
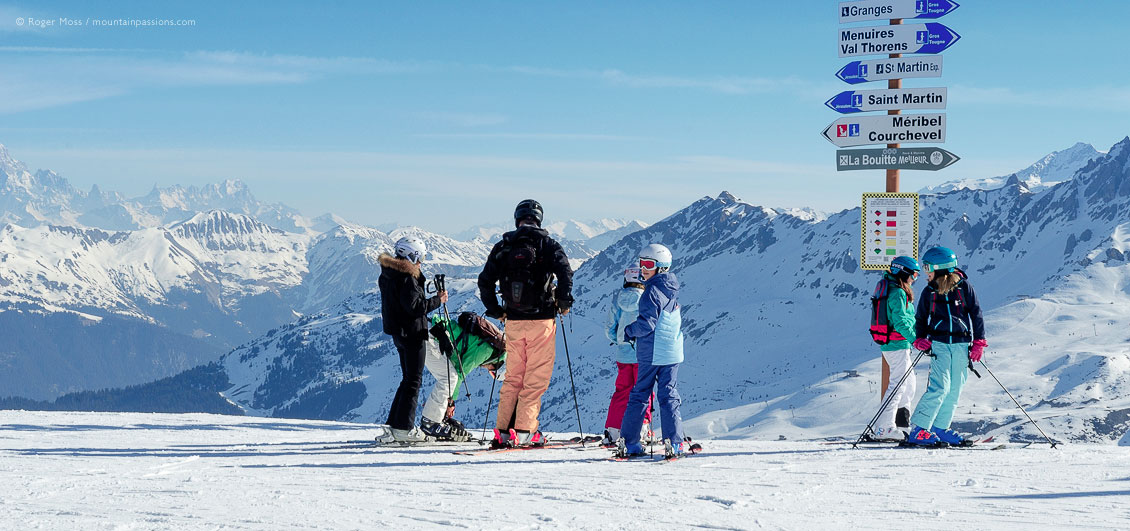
{"left": 871, "top": 256, "right": 920, "bottom": 440}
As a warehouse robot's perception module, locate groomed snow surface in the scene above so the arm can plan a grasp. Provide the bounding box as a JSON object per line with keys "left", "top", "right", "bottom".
{"left": 2, "top": 411, "right": 1128, "bottom": 530}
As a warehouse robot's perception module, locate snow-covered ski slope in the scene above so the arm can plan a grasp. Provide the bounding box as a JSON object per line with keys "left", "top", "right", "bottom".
{"left": 1, "top": 411, "right": 1127, "bottom": 529}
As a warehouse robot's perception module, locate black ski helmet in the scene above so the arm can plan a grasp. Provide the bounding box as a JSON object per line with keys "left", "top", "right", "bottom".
{"left": 514, "top": 199, "right": 543, "bottom": 227}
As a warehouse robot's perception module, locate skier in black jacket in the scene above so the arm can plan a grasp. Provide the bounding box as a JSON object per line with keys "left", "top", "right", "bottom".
{"left": 379, "top": 236, "right": 447, "bottom": 442}
{"left": 477, "top": 199, "right": 573, "bottom": 447}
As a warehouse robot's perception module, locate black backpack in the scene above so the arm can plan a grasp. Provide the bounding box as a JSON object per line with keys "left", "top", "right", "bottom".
{"left": 496, "top": 232, "right": 553, "bottom": 313}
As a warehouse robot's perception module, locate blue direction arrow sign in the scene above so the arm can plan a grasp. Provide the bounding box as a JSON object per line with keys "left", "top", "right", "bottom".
{"left": 839, "top": 23, "right": 960, "bottom": 57}
{"left": 839, "top": 0, "right": 959, "bottom": 23}
{"left": 826, "top": 87, "right": 946, "bottom": 114}
{"left": 836, "top": 56, "right": 942, "bottom": 84}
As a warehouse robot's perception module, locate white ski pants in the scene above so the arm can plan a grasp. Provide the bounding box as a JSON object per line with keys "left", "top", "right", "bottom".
{"left": 877, "top": 348, "right": 916, "bottom": 432}
{"left": 421, "top": 340, "right": 460, "bottom": 423}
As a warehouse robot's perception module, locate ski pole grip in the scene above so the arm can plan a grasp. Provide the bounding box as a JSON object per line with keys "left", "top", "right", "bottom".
{"left": 435, "top": 274, "right": 446, "bottom": 292}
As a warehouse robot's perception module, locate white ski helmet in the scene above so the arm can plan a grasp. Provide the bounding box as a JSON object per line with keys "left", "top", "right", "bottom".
{"left": 394, "top": 236, "right": 427, "bottom": 264}
{"left": 638, "top": 243, "right": 672, "bottom": 272}
{"left": 623, "top": 266, "right": 642, "bottom": 284}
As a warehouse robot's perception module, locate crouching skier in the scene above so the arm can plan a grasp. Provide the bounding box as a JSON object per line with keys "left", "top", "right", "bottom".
{"left": 378, "top": 237, "right": 447, "bottom": 443}
{"left": 601, "top": 266, "right": 654, "bottom": 447}
{"left": 904, "top": 246, "right": 988, "bottom": 447}
{"left": 420, "top": 311, "right": 508, "bottom": 441}
{"left": 616, "top": 244, "right": 688, "bottom": 459}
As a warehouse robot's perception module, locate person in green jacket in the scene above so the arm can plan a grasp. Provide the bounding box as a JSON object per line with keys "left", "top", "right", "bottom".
{"left": 418, "top": 312, "right": 506, "bottom": 440}
{"left": 871, "top": 256, "right": 921, "bottom": 440}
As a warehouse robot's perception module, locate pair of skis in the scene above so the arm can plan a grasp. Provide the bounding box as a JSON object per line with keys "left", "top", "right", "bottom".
{"left": 610, "top": 438, "right": 703, "bottom": 462}
{"left": 451, "top": 435, "right": 603, "bottom": 456}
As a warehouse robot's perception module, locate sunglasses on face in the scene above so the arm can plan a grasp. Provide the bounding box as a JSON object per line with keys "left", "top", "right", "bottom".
{"left": 639, "top": 259, "right": 658, "bottom": 270}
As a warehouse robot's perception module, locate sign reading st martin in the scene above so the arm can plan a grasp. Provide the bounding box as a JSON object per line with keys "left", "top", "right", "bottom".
{"left": 822, "top": 113, "right": 946, "bottom": 148}
{"left": 836, "top": 147, "right": 959, "bottom": 171}
{"left": 839, "top": 22, "right": 960, "bottom": 57}
{"left": 836, "top": 56, "right": 942, "bottom": 84}
{"left": 826, "top": 87, "right": 946, "bottom": 114}
{"left": 839, "top": 0, "right": 959, "bottom": 23}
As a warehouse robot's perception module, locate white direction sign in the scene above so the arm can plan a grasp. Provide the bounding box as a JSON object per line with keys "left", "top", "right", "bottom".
{"left": 822, "top": 113, "right": 946, "bottom": 148}
{"left": 839, "top": 22, "right": 960, "bottom": 57}
{"left": 836, "top": 56, "right": 942, "bottom": 84}
{"left": 840, "top": 0, "right": 959, "bottom": 23}
{"left": 860, "top": 193, "right": 920, "bottom": 270}
{"left": 826, "top": 87, "right": 947, "bottom": 113}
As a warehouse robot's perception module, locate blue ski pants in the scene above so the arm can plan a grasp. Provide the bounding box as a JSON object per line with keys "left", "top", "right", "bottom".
{"left": 910, "top": 341, "right": 970, "bottom": 430}
{"left": 621, "top": 361, "right": 683, "bottom": 446}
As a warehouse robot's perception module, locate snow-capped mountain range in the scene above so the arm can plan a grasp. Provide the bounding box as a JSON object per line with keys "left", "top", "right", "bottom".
{"left": 920, "top": 142, "right": 1102, "bottom": 195}
{"left": 0, "top": 143, "right": 639, "bottom": 400}
{"left": 218, "top": 138, "right": 1130, "bottom": 444}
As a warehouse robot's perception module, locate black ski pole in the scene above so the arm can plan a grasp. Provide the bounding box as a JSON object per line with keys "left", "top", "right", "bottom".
{"left": 979, "top": 360, "right": 1058, "bottom": 448}
{"left": 559, "top": 314, "right": 585, "bottom": 445}
{"left": 854, "top": 349, "right": 928, "bottom": 448}
{"left": 482, "top": 318, "right": 504, "bottom": 442}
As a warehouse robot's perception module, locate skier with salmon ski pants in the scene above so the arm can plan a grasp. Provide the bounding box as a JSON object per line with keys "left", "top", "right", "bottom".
{"left": 905, "top": 246, "right": 988, "bottom": 447}
{"left": 869, "top": 256, "right": 921, "bottom": 440}
{"left": 601, "top": 266, "right": 654, "bottom": 447}
{"left": 618, "top": 244, "right": 687, "bottom": 459}
{"left": 477, "top": 199, "right": 573, "bottom": 448}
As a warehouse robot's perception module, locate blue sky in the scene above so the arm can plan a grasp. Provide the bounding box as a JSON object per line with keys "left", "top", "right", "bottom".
{"left": 2, "top": 1, "right": 1129, "bottom": 233}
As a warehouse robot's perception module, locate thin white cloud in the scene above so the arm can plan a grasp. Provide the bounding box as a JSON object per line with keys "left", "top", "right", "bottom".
{"left": 414, "top": 133, "right": 648, "bottom": 141}
{"left": 411, "top": 112, "right": 509, "bottom": 128}
{"left": 498, "top": 65, "right": 810, "bottom": 95}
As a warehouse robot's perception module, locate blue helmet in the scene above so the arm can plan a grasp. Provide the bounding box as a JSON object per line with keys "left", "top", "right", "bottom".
{"left": 889, "top": 255, "right": 920, "bottom": 276}
{"left": 922, "top": 246, "right": 958, "bottom": 273}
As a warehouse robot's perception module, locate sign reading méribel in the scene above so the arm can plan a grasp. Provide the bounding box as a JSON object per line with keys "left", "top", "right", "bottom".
{"left": 822, "top": 113, "right": 945, "bottom": 148}
{"left": 839, "top": 23, "right": 960, "bottom": 57}
{"left": 839, "top": 0, "right": 959, "bottom": 23}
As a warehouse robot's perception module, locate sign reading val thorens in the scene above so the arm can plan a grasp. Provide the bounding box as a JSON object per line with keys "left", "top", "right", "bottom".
{"left": 822, "top": 113, "right": 945, "bottom": 148}
{"left": 838, "top": 22, "right": 960, "bottom": 57}
{"left": 860, "top": 193, "right": 920, "bottom": 270}
{"left": 826, "top": 87, "right": 947, "bottom": 113}
{"left": 839, "top": 0, "right": 960, "bottom": 24}
{"left": 837, "top": 147, "right": 959, "bottom": 171}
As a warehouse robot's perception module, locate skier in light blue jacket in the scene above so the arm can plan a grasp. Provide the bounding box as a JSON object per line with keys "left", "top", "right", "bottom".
{"left": 601, "top": 267, "right": 653, "bottom": 446}
{"left": 618, "top": 243, "right": 687, "bottom": 459}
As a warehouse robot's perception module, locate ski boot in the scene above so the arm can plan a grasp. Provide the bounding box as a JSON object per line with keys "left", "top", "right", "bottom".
{"left": 614, "top": 438, "right": 647, "bottom": 459}
{"left": 420, "top": 417, "right": 454, "bottom": 441}
{"left": 641, "top": 422, "right": 656, "bottom": 445}
{"left": 601, "top": 427, "right": 621, "bottom": 448}
{"left": 904, "top": 425, "right": 946, "bottom": 447}
{"left": 514, "top": 429, "right": 546, "bottom": 447}
{"left": 931, "top": 427, "right": 972, "bottom": 447}
{"left": 895, "top": 407, "right": 911, "bottom": 428}
{"left": 663, "top": 438, "right": 684, "bottom": 459}
{"left": 443, "top": 417, "right": 472, "bottom": 442}
{"left": 387, "top": 426, "right": 430, "bottom": 443}
{"left": 490, "top": 428, "right": 513, "bottom": 449}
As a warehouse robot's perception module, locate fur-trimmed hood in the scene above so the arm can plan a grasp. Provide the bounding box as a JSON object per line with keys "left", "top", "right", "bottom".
{"left": 378, "top": 252, "right": 422, "bottom": 279}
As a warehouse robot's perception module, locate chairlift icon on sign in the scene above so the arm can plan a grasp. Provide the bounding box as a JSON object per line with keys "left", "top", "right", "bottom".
{"left": 859, "top": 64, "right": 868, "bottom": 77}
{"left": 915, "top": 1, "right": 927, "bottom": 14}
{"left": 916, "top": 31, "right": 928, "bottom": 45}
{"left": 851, "top": 94, "right": 863, "bottom": 108}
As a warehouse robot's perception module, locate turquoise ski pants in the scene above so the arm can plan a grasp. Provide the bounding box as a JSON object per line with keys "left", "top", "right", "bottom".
{"left": 910, "top": 341, "right": 970, "bottom": 430}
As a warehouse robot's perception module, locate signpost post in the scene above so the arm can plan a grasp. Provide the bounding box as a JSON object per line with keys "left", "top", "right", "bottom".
{"left": 831, "top": 0, "right": 960, "bottom": 402}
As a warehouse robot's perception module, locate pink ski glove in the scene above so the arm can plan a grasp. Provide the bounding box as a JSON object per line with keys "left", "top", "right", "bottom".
{"left": 912, "top": 338, "right": 932, "bottom": 352}
{"left": 970, "top": 339, "right": 987, "bottom": 362}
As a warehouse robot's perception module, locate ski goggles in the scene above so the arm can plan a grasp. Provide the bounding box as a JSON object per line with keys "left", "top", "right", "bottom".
{"left": 638, "top": 259, "right": 659, "bottom": 270}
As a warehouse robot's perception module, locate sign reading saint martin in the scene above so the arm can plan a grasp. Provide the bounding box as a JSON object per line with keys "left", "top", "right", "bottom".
{"left": 839, "top": 22, "right": 960, "bottom": 57}
{"left": 839, "top": 0, "right": 959, "bottom": 24}
{"left": 826, "top": 87, "right": 946, "bottom": 113}
{"left": 822, "top": 113, "right": 946, "bottom": 148}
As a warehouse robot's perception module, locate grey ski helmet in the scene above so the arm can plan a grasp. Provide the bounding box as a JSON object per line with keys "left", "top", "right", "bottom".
{"left": 394, "top": 236, "right": 427, "bottom": 264}
{"left": 514, "top": 199, "right": 544, "bottom": 227}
